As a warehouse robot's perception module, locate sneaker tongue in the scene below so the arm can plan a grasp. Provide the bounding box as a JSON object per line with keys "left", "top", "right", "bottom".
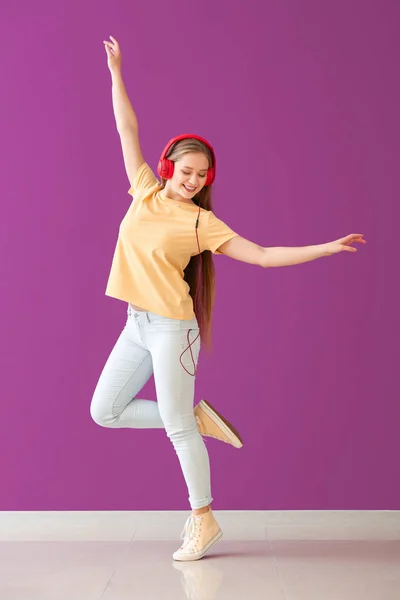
{"left": 181, "top": 514, "right": 204, "bottom": 549}
{"left": 181, "top": 515, "right": 198, "bottom": 546}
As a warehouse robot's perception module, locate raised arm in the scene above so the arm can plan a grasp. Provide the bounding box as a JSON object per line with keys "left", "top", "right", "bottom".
{"left": 217, "top": 234, "right": 366, "bottom": 267}
{"left": 104, "top": 36, "right": 145, "bottom": 188}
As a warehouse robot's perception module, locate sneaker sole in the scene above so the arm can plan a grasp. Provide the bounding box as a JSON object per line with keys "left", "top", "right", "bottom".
{"left": 173, "top": 529, "right": 223, "bottom": 561}
{"left": 199, "top": 399, "right": 243, "bottom": 448}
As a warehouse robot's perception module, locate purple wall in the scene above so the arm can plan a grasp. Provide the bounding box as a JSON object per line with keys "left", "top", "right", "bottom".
{"left": 1, "top": 0, "right": 398, "bottom": 510}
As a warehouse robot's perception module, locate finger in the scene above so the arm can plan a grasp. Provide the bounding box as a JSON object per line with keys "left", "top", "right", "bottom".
{"left": 104, "top": 43, "right": 115, "bottom": 55}
{"left": 110, "top": 35, "right": 118, "bottom": 46}
{"left": 104, "top": 41, "right": 116, "bottom": 54}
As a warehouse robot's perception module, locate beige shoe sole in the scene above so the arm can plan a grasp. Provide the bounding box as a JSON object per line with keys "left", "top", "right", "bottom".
{"left": 173, "top": 529, "right": 223, "bottom": 561}
{"left": 199, "top": 399, "right": 243, "bottom": 449}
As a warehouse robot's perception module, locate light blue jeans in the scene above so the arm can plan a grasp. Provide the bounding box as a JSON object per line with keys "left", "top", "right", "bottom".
{"left": 90, "top": 304, "right": 213, "bottom": 509}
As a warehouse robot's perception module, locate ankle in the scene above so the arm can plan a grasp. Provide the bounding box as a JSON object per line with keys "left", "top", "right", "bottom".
{"left": 192, "top": 505, "right": 210, "bottom": 517}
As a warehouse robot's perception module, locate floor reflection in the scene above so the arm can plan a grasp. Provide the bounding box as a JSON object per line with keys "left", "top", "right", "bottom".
{"left": 173, "top": 559, "right": 224, "bottom": 600}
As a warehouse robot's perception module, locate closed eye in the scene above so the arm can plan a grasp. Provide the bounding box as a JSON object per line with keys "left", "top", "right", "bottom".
{"left": 182, "top": 170, "right": 206, "bottom": 177}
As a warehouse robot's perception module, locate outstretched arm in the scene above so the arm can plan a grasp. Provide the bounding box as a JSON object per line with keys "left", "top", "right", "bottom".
{"left": 217, "top": 234, "right": 366, "bottom": 267}
{"left": 104, "top": 36, "right": 145, "bottom": 189}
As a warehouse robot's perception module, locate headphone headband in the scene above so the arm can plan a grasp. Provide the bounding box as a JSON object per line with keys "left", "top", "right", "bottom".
{"left": 157, "top": 133, "right": 216, "bottom": 186}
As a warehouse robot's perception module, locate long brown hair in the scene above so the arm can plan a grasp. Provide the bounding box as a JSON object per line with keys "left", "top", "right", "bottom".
{"left": 158, "top": 138, "right": 216, "bottom": 351}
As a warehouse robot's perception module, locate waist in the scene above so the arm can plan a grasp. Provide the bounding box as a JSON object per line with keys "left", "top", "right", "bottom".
{"left": 129, "top": 303, "right": 147, "bottom": 312}
{"left": 128, "top": 304, "right": 198, "bottom": 326}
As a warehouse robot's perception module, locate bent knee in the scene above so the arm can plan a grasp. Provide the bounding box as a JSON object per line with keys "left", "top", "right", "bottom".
{"left": 90, "top": 407, "right": 108, "bottom": 427}
{"left": 90, "top": 396, "right": 113, "bottom": 428}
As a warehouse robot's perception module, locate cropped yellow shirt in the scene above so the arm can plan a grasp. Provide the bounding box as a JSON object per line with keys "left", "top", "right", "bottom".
{"left": 105, "top": 162, "right": 238, "bottom": 319}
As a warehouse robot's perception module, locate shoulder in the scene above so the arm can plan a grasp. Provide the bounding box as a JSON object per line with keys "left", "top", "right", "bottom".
{"left": 205, "top": 210, "right": 226, "bottom": 225}
{"left": 128, "top": 162, "right": 160, "bottom": 199}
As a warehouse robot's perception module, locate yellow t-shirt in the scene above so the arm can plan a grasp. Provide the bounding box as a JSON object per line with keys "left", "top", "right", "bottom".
{"left": 105, "top": 162, "right": 239, "bottom": 320}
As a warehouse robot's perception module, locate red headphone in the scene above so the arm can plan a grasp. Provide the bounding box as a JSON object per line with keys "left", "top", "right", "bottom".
{"left": 157, "top": 133, "right": 216, "bottom": 186}
{"left": 157, "top": 134, "right": 216, "bottom": 376}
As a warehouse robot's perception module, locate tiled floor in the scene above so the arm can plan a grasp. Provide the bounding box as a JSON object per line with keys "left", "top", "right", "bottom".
{"left": 0, "top": 511, "right": 399, "bottom": 599}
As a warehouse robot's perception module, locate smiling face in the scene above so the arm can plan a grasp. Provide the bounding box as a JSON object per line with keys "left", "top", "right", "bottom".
{"left": 163, "top": 152, "right": 210, "bottom": 202}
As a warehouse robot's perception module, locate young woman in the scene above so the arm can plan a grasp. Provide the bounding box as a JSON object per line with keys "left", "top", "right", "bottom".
{"left": 91, "top": 35, "right": 366, "bottom": 562}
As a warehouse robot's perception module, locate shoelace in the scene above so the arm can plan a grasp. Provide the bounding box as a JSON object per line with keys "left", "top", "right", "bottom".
{"left": 180, "top": 515, "right": 202, "bottom": 551}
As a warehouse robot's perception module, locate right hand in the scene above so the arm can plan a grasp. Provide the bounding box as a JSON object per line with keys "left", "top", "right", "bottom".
{"left": 103, "top": 35, "right": 122, "bottom": 74}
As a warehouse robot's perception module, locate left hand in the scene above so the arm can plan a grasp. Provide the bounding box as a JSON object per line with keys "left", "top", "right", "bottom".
{"left": 324, "top": 233, "right": 366, "bottom": 255}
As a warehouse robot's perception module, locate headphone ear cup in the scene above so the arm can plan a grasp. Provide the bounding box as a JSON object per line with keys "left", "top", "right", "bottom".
{"left": 157, "top": 158, "right": 175, "bottom": 180}
{"left": 205, "top": 167, "right": 215, "bottom": 187}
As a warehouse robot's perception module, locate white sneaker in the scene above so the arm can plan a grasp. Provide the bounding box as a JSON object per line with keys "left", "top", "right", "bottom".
{"left": 195, "top": 399, "right": 243, "bottom": 448}
{"left": 173, "top": 508, "right": 223, "bottom": 562}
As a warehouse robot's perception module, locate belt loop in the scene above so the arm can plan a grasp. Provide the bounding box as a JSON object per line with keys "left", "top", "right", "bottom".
{"left": 146, "top": 313, "right": 151, "bottom": 323}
